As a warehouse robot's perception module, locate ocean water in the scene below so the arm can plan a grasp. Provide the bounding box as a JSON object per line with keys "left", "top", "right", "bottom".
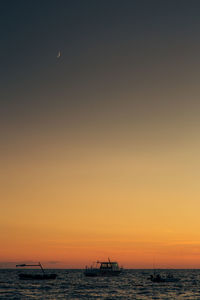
{"left": 1, "top": 269, "right": 200, "bottom": 299}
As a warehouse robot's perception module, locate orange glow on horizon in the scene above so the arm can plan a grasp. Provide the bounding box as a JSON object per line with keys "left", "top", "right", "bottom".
{"left": 1, "top": 135, "right": 200, "bottom": 268}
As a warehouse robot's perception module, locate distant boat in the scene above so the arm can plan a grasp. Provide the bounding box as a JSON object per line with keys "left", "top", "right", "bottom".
{"left": 16, "top": 262, "right": 57, "bottom": 280}
{"left": 84, "top": 258, "right": 123, "bottom": 276}
{"left": 149, "top": 273, "right": 180, "bottom": 283}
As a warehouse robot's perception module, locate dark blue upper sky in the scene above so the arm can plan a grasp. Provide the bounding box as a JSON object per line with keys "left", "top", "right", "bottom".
{"left": 1, "top": 0, "right": 200, "bottom": 140}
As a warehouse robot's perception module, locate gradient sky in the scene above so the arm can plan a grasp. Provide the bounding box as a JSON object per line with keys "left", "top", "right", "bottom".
{"left": 1, "top": 0, "right": 200, "bottom": 268}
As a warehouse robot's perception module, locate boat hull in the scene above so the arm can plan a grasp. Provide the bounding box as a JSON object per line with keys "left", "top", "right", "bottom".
{"left": 149, "top": 276, "right": 180, "bottom": 283}
{"left": 84, "top": 269, "right": 122, "bottom": 277}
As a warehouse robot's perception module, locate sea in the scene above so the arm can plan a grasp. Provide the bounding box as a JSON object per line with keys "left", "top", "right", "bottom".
{"left": 1, "top": 269, "right": 200, "bottom": 299}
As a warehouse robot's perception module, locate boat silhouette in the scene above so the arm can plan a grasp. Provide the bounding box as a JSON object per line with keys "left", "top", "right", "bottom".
{"left": 84, "top": 258, "right": 123, "bottom": 276}
{"left": 149, "top": 273, "right": 180, "bottom": 283}
{"left": 16, "top": 262, "right": 57, "bottom": 280}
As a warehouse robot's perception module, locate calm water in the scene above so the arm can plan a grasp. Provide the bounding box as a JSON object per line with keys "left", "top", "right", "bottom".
{"left": 1, "top": 269, "right": 200, "bottom": 299}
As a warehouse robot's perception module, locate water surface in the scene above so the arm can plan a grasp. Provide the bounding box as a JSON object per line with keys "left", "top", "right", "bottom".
{"left": 1, "top": 269, "right": 200, "bottom": 299}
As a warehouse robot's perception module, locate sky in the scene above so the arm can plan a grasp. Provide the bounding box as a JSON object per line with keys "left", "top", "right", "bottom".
{"left": 1, "top": 0, "right": 200, "bottom": 268}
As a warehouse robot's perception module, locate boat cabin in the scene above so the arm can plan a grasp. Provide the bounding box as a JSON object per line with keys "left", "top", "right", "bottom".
{"left": 99, "top": 261, "right": 120, "bottom": 271}
{"left": 84, "top": 259, "right": 122, "bottom": 276}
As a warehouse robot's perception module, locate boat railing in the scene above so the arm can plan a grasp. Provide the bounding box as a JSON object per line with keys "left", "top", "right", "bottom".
{"left": 16, "top": 262, "right": 45, "bottom": 274}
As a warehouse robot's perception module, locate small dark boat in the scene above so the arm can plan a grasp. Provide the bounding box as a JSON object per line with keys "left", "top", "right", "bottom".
{"left": 149, "top": 274, "right": 166, "bottom": 283}
{"left": 16, "top": 262, "right": 57, "bottom": 280}
{"left": 149, "top": 273, "right": 180, "bottom": 283}
{"left": 84, "top": 258, "right": 123, "bottom": 277}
